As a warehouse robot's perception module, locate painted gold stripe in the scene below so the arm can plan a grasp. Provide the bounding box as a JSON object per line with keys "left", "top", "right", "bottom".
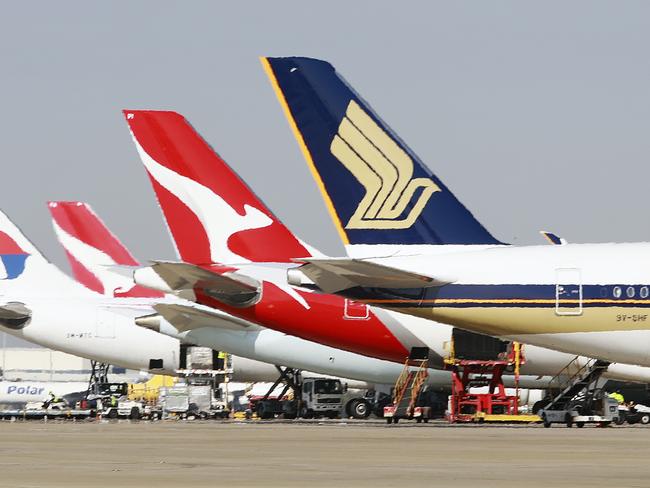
{"left": 259, "top": 57, "right": 350, "bottom": 245}
{"left": 396, "top": 306, "right": 650, "bottom": 334}
{"left": 363, "top": 298, "right": 650, "bottom": 305}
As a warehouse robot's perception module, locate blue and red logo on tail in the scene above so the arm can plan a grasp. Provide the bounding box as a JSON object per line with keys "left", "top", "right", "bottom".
{"left": 0, "top": 231, "right": 28, "bottom": 279}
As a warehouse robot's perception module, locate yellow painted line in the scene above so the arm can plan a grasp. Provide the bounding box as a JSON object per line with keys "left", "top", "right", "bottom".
{"left": 260, "top": 56, "right": 350, "bottom": 245}
{"left": 477, "top": 414, "right": 541, "bottom": 422}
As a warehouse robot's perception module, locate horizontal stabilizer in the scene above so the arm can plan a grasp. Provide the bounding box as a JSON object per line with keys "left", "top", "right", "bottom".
{"left": 294, "top": 258, "right": 444, "bottom": 294}
{"left": 153, "top": 303, "right": 261, "bottom": 333}
{"left": 134, "top": 261, "right": 261, "bottom": 307}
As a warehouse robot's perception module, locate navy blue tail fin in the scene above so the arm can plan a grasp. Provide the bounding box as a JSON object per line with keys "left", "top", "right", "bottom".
{"left": 262, "top": 56, "right": 502, "bottom": 246}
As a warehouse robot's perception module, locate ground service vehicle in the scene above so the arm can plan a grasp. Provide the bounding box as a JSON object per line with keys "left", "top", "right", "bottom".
{"left": 540, "top": 395, "right": 619, "bottom": 428}
{"left": 254, "top": 377, "right": 343, "bottom": 419}
{"left": 102, "top": 399, "right": 155, "bottom": 420}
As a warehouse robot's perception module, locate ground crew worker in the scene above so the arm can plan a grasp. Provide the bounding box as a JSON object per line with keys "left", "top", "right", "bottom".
{"left": 110, "top": 395, "right": 118, "bottom": 407}
{"left": 217, "top": 351, "right": 226, "bottom": 370}
{"left": 609, "top": 391, "right": 625, "bottom": 404}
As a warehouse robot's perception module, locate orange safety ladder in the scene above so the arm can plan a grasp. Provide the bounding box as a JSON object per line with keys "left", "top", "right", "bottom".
{"left": 385, "top": 358, "right": 429, "bottom": 423}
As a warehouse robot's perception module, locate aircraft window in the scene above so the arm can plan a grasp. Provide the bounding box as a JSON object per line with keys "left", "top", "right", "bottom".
{"left": 600, "top": 287, "right": 608, "bottom": 298}
{"left": 641, "top": 287, "right": 649, "bottom": 299}
{"left": 627, "top": 287, "right": 636, "bottom": 298}
{"left": 613, "top": 286, "right": 622, "bottom": 299}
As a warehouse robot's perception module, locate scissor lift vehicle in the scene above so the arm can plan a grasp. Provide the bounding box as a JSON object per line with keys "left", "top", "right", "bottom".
{"left": 446, "top": 333, "right": 538, "bottom": 423}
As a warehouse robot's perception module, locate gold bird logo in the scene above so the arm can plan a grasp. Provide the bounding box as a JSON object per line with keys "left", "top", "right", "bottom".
{"left": 330, "top": 100, "right": 440, "bottom": 229}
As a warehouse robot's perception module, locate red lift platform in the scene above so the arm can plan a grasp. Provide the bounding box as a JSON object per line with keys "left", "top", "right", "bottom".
{"left": 446, "top": 342, "right": 539, "bottom": 423}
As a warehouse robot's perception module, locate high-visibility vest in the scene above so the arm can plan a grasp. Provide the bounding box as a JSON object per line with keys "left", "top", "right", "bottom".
{"left": 609, "top": 392, "right": 624, "bottom": 404}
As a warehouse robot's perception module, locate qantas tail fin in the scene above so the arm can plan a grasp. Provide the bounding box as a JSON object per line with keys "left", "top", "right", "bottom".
{"left": 48, "top": 202, "right": 163, "bottom": 298}
{"left": 123, "top": 110, "right": 314, "bottom": 265}
{"left": 262, "top": 56, "right": 502, "bottom": 248}
{"left": 48, "top": 201, "right": 163, "bottom": 298}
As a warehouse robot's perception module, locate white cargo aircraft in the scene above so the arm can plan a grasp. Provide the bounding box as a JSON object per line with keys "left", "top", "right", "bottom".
{"left": 261, "top": 56, "right": 650, "bottom": 368}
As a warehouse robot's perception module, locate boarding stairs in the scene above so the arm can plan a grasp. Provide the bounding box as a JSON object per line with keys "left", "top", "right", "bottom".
{"left": 543, "top": 357, "right": 610, "bottom": 411}
{"left": 384, "top": 353, "right": 429, "bottom": 423}
{"left": 393, "top": 360, "right": 428, "bottom": 417}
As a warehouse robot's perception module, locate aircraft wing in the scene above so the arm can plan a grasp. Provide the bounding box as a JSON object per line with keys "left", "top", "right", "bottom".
{"left": 153, "top": 303, "right": 262, "bottom": 333}
{"left": 135, "top": 261, "right": 261, "bottom": 306}
{"left": 294, "top": 258, "right": 445, "bottom": 293}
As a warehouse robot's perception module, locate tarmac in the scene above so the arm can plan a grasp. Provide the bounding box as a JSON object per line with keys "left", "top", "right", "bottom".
{"left": 1, "top": 420, "right": 649, "bottom": 488}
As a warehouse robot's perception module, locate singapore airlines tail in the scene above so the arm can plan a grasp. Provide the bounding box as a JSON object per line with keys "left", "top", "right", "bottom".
{"left": 47, "top": 201, "right": 163, "bottom": 298}
{"left": 122, "top": 109, "right": 317, "bottom": 265}
{"left": 261, "top": 56, "right": 502, "bottom": 250}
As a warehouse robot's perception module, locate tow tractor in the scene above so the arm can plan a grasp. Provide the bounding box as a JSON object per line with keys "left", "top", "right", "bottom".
{"left": 538, "top": 358, "right": 619, "bottom": 427}
{"left": 93, "top": 382, "right": 156, "bottom": 420}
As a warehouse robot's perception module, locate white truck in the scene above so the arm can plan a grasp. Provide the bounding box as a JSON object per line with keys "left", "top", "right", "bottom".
{"left": 102, "top": 399, "right": 157, "bottom": 420}
{"left": 254, "top": 377, "right": 343, "bottom": 419}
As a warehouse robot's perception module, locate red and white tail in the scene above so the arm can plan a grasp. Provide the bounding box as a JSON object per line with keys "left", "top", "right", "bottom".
{"left": 48, "top": 201, "right": 163, "bottom": 298}
{"left": 123, "top": 110, "right": 315, "bottom": 265}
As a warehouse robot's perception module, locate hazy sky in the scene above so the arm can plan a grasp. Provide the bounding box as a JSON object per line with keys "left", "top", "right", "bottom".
{"left": 2, "top": 2, "right": 650, "bottom": 347}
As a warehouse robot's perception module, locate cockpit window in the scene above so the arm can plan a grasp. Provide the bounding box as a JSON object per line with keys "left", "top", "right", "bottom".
{"left": 313, "top": 379, "right": 342, "bottom": 394}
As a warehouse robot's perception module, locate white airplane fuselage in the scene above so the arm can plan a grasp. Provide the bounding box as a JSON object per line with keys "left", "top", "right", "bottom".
{"left": 352, "top": 243, "right": 650, "bottom": 367}
{"left": 0, "top": 294, "right": 181, "bottom": 374}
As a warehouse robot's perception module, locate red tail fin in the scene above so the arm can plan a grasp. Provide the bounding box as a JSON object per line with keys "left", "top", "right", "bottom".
{"left": 123, "top": 110, "right": 312, "bottom": 265}
{"left": 48, "top": 201, "right": 162, "bottom": 298}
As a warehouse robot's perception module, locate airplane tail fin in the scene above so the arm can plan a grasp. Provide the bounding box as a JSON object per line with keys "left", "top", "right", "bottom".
{"left": 122, "top": 109, "right": 314, "bottom": 265}
{"left": 0, "top": 211, "right": 43, "bottom": 281}
{"left": 48, "top": 201, "right": 163, "bottom": 298}
{"left": 262, "top": 56, "right": 502, "bottom": 248}
{"left": 0, "top": 209, "right": 88, "bottom": 295}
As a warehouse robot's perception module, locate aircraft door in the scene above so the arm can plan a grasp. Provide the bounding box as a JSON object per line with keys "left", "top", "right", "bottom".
{"left": 343, "top": 299, "right": 370, "bottom": 320}
{"left": 555, "top": 268, "right": 583, "bottom": 316}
